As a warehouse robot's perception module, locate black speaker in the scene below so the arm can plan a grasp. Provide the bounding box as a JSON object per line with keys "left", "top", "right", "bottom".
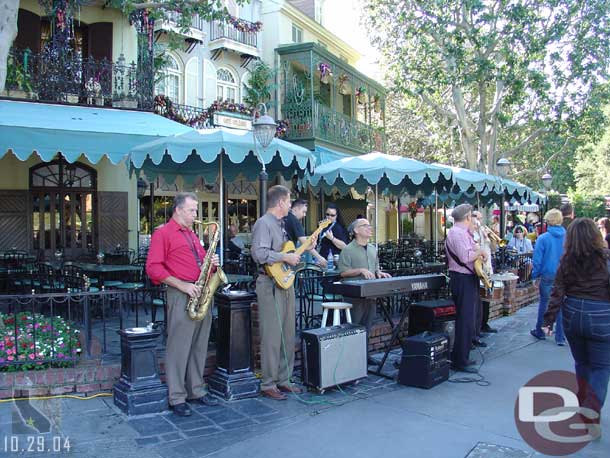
{"left": 301, "top": 324, "right": 367, "bottom": 391}
{"left": 397, "top": 332, "right": 449, "bottom": 389}
{"left": 409, "top": 298, "right": 456, "bottom": 352}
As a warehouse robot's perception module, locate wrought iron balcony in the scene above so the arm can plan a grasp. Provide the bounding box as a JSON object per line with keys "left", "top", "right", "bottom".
{"left": 209, "top": 20, "right": 258, "bottom": 49}
{"left": 283, "top": 101, "right": 386, "bottom": 153}
{"left": 154, "top": 97, "right": 211, "bottom": 129}
{"left": 3, "top": 48, "right": 153, "bottom": 110}
{"left": 165, "top": 11, "right": 206, "bottom": 32}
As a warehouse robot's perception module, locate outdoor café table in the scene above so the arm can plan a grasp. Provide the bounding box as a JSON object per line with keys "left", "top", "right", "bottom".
{"left": 73, "top": 263, "right": 142, "bottom": 288}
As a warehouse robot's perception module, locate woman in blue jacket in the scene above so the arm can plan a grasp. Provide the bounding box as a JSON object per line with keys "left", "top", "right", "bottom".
{"left": 531, "top": 209, "right": 566, "bottom": 345}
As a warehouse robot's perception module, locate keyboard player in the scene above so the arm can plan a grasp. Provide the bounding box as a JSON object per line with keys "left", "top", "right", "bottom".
{"left": 337, "top": 218, "right": 391, "bottom": 339}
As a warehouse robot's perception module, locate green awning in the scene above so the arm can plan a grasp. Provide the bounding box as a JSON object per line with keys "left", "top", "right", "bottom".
{"left": 0, "top": 100, "right": 193, "bottom": 164}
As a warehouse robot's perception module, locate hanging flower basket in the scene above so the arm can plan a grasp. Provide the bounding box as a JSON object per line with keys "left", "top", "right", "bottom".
{"left": 338, "top": 74, "right": 349, "bottom": 95}
{"left": 408, "top": 201, "right": 419, "bottom": 220}
{"left": 318, "top": 62, "right": 332, "bottom": 85}
{"left": 373, "top": 95, "right": 381, "bottom": 113}
{"left": 356, "top": 86, "right": 367, "bottom": 104}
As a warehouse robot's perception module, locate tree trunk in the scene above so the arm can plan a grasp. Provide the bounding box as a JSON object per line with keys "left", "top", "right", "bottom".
{"left": 0, "top": 0, "right": 19, "bottom": 93}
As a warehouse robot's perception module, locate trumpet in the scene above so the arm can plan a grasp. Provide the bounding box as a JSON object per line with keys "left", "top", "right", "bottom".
{"left": 481, "top": 225, "right": 507, "bottom": 248}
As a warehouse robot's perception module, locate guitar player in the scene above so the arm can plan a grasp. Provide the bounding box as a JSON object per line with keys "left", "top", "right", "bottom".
{"left": 251, "top": 185, "right": 317, "bottom": 400}
{"left": 283, "top": 198, "right": 327, "bottom": 268}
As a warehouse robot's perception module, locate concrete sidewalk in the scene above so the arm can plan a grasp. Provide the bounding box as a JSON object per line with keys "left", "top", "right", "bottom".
{"left": 1, "top": 303, "right": 608, "bottom": 458}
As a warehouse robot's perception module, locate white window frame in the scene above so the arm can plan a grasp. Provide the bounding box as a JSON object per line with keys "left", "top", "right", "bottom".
{"left": 216, "top": 67, "right": 238, "bottom": 103}
{"left": 156, "top": 54, "right": 182, "bottom": 104}
{"left": 292, "top": 24, "right": 303, "bottom": 43}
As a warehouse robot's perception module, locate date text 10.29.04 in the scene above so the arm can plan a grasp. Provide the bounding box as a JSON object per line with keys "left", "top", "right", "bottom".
{"left": 3, "top": 435, "right": 71, "bottom": 453}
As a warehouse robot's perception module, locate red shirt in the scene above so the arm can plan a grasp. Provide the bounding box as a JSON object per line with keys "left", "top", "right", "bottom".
{"left": 146, "top": 218, "right": 206, "bottom": 284}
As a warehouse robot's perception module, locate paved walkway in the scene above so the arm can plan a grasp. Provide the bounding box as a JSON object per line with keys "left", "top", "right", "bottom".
{"left": 1, "top": 304, "right": 608, "bottom": 458}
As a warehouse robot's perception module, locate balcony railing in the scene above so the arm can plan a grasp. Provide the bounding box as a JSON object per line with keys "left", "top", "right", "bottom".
{"left": 154, "top": 97, "right": 211, "bottom": 129}
{"left": 3, "top": 48, "right": 153, "bottom": 110}
{"left": 165, "top": 11, "right": 206, "bottom": 32}
{"left": 210, "top": 20, "right": 258, "bottom": 48}
{"left": 282, "top": 101, "right": 386, "bottom": 153}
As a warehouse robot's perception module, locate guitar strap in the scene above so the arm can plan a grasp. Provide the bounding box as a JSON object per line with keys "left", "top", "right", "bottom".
{"left": 445, "top": 240, "right": 475, "bottom": 275}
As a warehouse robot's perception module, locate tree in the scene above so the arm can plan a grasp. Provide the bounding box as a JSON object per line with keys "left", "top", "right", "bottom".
{"left": 0, "top": 0, "right": 247, "bottom": 92}
{"left": 573, "top": 105, "right": 610, "bottom": 196}
{"left": 243, "top": 61, "right": 274, "bottom": 107}
{"left": 364, "top": 0, "right": 610, "bottom": 176}
{"left": 0, "top": 0, "right": 19, "bottom": 93}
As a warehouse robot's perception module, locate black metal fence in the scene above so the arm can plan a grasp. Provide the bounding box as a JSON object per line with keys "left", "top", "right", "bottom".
{"left": 0, "top": 288, "right": 165, "bottom": 371}
{"left": 5, "top": 47, "right": 151, "bottom": 109}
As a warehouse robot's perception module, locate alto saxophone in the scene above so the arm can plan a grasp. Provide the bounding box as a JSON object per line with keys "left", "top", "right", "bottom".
{"left": 186, "top": 220, "right": 228, "bottom": 321}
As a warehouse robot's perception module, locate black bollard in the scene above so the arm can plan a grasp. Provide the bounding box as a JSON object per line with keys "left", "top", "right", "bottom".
{"left": 113, "top": 327, "right": 168, "bottom": 415}
{"left": 208, "top": 290, "right": 260, "bottom": 400}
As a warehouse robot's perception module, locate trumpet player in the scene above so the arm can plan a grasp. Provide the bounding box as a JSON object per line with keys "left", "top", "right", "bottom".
{"left": 471, "top": 211, "right": 498, "bottom": 335}
{"left": 147, "top": 192, "right": 220, "bottom": 417}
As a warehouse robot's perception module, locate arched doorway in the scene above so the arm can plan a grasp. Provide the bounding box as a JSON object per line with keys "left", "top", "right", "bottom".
{"left": 30, "top": 158, "right": 97, "bottom": 259}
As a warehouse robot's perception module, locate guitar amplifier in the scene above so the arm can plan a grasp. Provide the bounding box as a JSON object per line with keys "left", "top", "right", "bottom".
{"left": 397, "top": 332, "right": 449, "bottom": 389}
{"left": 408, "top": 298, "right": 456, "bottom": 353}
{"left": 301, "top": 324, "right": 367, "bottom": 391}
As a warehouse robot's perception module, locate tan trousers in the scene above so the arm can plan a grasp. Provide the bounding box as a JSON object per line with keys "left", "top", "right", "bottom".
{"left": 256, "top": 275, "right": 296, "bottom": 391}
{"left": 165, "top": 286, "right": 212, "bottom": 406}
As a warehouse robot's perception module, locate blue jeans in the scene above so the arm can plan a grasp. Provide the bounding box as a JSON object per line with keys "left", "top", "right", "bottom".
{"left": 535, "top": 276, "right": 565, "bottom": 342}
{"left": 562, "top": 296, "right": 610, "bottom": 411}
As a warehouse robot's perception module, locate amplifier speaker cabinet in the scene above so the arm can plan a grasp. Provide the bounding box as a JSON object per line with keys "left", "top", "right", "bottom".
{"left": 301, "top": 324, "right": 367, "bottom": 392}
{"left": 397, "top": 332, "right": 449, "bottom": 389}
{"left": 408, "top": 298, "right": 456, "bottom": 353}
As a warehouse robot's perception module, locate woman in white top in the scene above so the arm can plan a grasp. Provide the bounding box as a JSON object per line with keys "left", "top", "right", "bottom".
{"left": 507, "top": 225, "right": 533, "bottom": 253}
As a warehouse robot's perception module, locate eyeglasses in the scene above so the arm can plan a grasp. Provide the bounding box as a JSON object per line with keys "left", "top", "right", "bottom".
{"left": 325, "top": 213, "right": 337, "bottom": 217}
{"left": 357, "top": 224, "right": 372, "bottom": 229}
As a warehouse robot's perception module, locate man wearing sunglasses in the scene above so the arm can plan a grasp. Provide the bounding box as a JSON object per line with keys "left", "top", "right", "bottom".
{"left": 319, "top": 203, "right": 348, "bottom": 261}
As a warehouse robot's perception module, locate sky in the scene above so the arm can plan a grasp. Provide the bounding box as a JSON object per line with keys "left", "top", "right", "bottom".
{"left": 322, "top": 0, "right": 382, "bottom": 81}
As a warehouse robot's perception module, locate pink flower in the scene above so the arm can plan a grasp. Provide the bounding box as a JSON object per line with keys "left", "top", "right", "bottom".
{"left": 34, "top": 323, "right": 40, "bottom": 329}
{"left": 6, "top": 348, "right": 13, "bottom": 355}
{"left": 28, "top": 353, "right": 35, "bottom": 360}
{"left": 7, "top": 356, "right": 14, "bottom": 361}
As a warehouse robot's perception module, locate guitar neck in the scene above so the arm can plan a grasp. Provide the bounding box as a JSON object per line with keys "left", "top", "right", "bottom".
{"left": 293, "top": 223, "right": 328, "bottom": 257}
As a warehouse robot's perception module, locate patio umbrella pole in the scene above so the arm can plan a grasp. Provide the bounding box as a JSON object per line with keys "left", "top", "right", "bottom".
{"left": 219, "top": 154, "right": 224, "bottom": 265}
{"left": 434, "top": 193, "right": 438, "bottom": 256}
{"left": 375, "top": 183, "right": 379, "bottom": 248}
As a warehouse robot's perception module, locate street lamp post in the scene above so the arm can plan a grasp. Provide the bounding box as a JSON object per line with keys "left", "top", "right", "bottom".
{"left": 252, "top": 103, "right": 277, "bottom": 217}
{"left": 136, "top": 177, "right": 148, "bottom": 255}
{"left": 496, "top": 157, "right": 511, "bottom": 238}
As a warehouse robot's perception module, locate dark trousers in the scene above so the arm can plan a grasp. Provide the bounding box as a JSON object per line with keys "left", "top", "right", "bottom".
{"left": 562, "top": 296, "right": 610, "bottom": 412}
{"left": 449, "top": 271, "right": 479, "bottom": 367}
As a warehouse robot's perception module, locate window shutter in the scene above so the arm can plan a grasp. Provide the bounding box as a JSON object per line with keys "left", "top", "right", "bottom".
{"left": 185, "top": 57, "right": 200, "bottom": 107}
{"left": 203, "top": 58, "right": 217, "bottom": 107}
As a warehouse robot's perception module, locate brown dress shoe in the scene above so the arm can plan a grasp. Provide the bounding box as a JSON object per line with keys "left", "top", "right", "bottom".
{"left": 261, "top": 388, "right": 287, "bottom": 400}
{"left": 278, "top": 384, "right": 303, "bottom": 394}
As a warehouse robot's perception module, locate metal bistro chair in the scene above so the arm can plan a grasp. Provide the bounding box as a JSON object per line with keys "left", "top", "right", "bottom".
{"left": 295, "top": 266, "right": 341, "bottom": 329}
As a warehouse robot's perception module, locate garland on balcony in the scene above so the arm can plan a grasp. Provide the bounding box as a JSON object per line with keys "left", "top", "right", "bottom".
{"left": 154, "top": 95, "right": 254, "bottom": 127}
{"left": 228, "top": 15, "right": 263, "bottom": 33}
{"left": 276, "top": 119, "right": 290, "bottom": 138}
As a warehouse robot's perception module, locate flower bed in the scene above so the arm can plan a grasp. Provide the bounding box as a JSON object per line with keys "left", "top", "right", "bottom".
{"left": 0, "top": 313, "right": 81, "bottom": 371}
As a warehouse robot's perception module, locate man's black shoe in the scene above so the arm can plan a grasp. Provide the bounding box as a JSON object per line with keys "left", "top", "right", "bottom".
{"left": 481, "top": 325, "right": 498, "bottom": 333}
{"left": 171, "top": 403, "right": 192, "bottom": 417}
{"left": 451, "top": 364, "right": 478, "bottom": 374}
{"left": 472, "top": 340, "right": 488, "bottom": 348}
{"left": 188, "top": 393, "right": 220, "bottom": 407}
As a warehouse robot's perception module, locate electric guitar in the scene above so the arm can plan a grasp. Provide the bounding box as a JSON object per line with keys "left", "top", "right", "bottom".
{"left": 265, "top": 219, "right": 333, "bottom": 289}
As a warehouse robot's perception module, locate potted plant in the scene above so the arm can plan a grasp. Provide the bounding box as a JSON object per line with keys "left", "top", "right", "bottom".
{"left": 356, "top": 86, "right": 367, "bottom": 104}
{"left": 318, "top": 62, "right": 333, "bottom": 85}
{"left": 4, "top": 57, "right": 33, "bottom": 99}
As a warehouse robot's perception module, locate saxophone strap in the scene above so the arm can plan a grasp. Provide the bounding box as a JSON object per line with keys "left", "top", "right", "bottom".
{"left": 180, "top": 229, "right": 203, "bottom": 267}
